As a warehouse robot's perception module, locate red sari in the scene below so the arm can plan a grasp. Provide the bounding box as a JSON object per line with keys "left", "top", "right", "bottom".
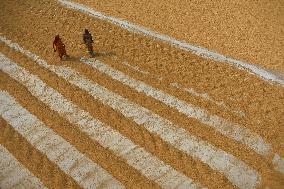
{"left": 53, "top": 35, "right": 67, "bottom": 60}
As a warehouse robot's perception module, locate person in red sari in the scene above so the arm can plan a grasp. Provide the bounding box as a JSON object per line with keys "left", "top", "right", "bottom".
{"left": 53, "top": 35, "right": 67, "bottom": 60}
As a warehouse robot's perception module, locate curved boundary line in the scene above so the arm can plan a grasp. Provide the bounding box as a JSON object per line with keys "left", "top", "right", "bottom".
{"left": 58, "top": 0, "right": 284, "bottom": 86}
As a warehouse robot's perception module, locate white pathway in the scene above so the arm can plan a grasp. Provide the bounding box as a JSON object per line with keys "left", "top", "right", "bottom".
{"left": 1, "top": 35, "right": 282, "bottom": 177}
{"left": 0, "top": 91, "right": 125, "bottom": 189}
{"left": 80, "top": 57, "right": 267, "bottom": 156}
{"left": 0, "top": 54, "right": 205, "bottom": 189}
{"left": 0, "top": 38, "right": 261, "bottom": 189}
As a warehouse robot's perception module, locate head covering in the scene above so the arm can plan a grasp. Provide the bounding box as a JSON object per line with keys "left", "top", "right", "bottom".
{"left": 54, "top": 35, "right": 60, "bottom": 41}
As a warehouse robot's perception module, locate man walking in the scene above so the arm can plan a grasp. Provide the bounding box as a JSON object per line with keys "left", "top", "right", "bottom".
{"left": 83, "top": 29, "right": 94, "bottom": 57}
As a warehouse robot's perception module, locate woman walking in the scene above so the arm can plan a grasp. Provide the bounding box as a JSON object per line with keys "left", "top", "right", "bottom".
{"left": 53, "top": 35, "right": 67, "bottom": 60}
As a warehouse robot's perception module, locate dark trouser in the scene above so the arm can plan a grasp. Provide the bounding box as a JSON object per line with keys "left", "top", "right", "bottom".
{"left": 86, "top": 42, "right": 94, "bottom": 55}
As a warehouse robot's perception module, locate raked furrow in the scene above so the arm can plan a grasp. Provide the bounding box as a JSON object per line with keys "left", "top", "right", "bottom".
{"left": 0, "top": 53, "right": 205, "bottom": 189}
{"left": 119, "top": 60, "right": 246, "bottom": 117}
{"left": 1, "top": 34, "right": 282, "bottom": 177}
{"left": 0, "top": 36, "right": 262, "bottom": 189}
{"left": 80, "top": 57, "right": 267, "bottom": 156}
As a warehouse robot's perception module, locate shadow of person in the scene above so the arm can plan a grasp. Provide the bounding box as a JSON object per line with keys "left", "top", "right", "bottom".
{"left": 93, "top": 51, "right": 116, "bottom": 57}
{"left": 58, "top": 51, "right": 116, "bottom": 63}
{"left": 64, "top": 55, "right": 81, "bottom": 62}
